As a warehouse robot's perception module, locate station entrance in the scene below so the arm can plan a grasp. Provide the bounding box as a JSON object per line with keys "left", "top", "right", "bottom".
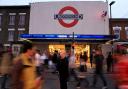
{"left": 48, "top": 44, "right": 90, "bottom": 64}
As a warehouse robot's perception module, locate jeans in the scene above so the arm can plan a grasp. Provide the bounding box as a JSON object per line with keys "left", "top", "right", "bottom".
{"left": 93, "top": 72, "right": 107, "bottom": 86}
{"left": 1, "top": 74, "right": 8, "bottom": 89}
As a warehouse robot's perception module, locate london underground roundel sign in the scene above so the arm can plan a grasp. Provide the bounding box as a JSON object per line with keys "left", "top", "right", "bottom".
{"left": 54, "top": 6, "right": 83, "bottom": 28}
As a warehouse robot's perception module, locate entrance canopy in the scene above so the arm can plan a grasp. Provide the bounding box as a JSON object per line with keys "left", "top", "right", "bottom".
{"left": 20, "top": 34, "right": 116, "bottom": 43}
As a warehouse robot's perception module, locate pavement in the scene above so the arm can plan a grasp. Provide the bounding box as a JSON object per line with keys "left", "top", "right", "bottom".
{"left": 0, "top": 64, "right": 116, "bottom": 89}
{"left": 42, "top": 65, "right": 116, "bottom": 89}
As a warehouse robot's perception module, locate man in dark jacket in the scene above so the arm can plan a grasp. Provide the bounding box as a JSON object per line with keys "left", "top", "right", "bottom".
{"left": 106, "top": 52, "right": 113, "bottom": 72}
{"left": 52, "top": 50, "right": 59, "bottom": 73}
{"left": 57, "top": 50, "right": 69, "bottom": 89}
{"left": 92, "top": 49, "right": 107, "bottom": 89}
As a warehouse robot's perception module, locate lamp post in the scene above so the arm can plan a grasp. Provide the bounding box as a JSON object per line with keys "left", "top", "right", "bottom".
{"left": 72, "top": 32, "right": 75, "bottom": 53}
{"left": 109, "top": 1, "right": 115, "bottom": 18}
{"left": 109, "top": 1, "right": 115, "bottom": 54}
{"left": 109, "top": 1, "right": 115, "bottom": 35}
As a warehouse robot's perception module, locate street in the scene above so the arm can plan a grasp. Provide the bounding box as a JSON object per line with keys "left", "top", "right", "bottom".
{"left": 43, "top": 67, "right": 116, "bottom": 89}
{"left": 0, "top": 67, "right": 116, "bottom": 89}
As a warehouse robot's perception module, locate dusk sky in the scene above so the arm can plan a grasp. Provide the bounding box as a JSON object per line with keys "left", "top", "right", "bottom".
{"left": 0, "top": 0, "right": 127, "bottom": 18}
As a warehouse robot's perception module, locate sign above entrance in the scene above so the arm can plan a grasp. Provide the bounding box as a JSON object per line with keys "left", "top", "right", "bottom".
{"left": 30, "top": 1, "right": 109, "bottom": 34}
{"left": 54, "top": 6, "right": 83, "bottom": 28}
{"left": 20, "top": 34, "right": 116, "bottom": 40}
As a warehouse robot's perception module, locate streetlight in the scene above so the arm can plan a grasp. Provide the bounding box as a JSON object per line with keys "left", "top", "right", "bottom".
{"left": 109, "top": 1, "right": 115, "bottom": 34}
{"left": 72, "top": 32, "right": 75, "bottom": 52}
{"left": 109, "top": 1, "right": 115, "bottom": 18}
{"left": 109, "top": 1, "right": 115, "bottom": 54}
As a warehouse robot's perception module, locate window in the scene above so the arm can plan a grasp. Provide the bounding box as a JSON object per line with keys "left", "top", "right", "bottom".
{"left": 8, "top": 28, "right": 15, "bottom": 41}
{"left": 9, "top": 13, "right": 16, "bottom": 25}
{"left": 0, "top": 13, "right": 3, "bottom": 31}
{"left": 113, "top": 26, "right": 121, "bottom": 39}
{"left": 0, "top": 15, "right": 2, "bottom": 26}
{"left": 19, "top": 13, "right": 26, "bottom": 26}
{"left": 125, "top": 27, "right": 128, "bottom": 39}
{"left": 18, "top": 28, "right": 25, "bottom": 40}
{"left": 14, "top": 46, "right": 19, "bottom": 52}
{"left": 8, "top": 31, "right": 14, "bottom": 41}
{"left": 12, "top": 45, "right": 21, "bottom": 56}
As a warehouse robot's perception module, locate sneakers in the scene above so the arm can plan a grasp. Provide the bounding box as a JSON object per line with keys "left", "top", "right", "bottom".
{"left": 102, "top": 86, "right": 107, "bottom": 89}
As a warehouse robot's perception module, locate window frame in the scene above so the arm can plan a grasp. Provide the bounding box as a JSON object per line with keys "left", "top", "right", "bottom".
{"left": 8, "top": 29, "right": 15, "bottom": 41}
{"left": 113, "top": 26, "right": 121, "bottom": 39}
{"left": 0, "top": 13, "right": 3, "bottom": 31}
{"left": 8, "top": 13, "right": 16, "bottom": 26}
{"left": 125, "top": 26, "right": 128, "bottom": 39}
{"left": 18, "top": 13, "right": 26, "bottom": 26}
{"left": 18, "top": 29, "right": 25, "bottom": 40}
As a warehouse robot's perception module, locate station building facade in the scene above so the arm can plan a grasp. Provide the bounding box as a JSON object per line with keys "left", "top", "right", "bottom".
{"left": 0, "top": 1, "right": 120, "bottom": 59}
{"left": 20, "top": 1, "right": 112, "bottom": 59}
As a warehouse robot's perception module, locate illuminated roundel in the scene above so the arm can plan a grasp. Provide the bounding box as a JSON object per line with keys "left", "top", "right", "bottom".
{"left": 54, "top": 6, "right": 83, "bottom": 28}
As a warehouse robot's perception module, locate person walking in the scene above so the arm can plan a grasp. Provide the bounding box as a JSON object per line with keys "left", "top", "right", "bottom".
{"left": 0, "top": 50, "right": 13, "bottom": 89}
{"left": 57, "top": 50, "right": 69, "bottom": 89}
{"left": 69, "top": 51, "right": 80, "bottom": 88}
{"left": 11, "top": 40, "right": 43, "bottom": 89}
{"left": 113, "top": 48, "right": 128, "bottom": 89}
{"left": 79, "top": 51, "right": 87, "bottom": 72}
{"left": 90, "top": 50, "right": 95, "bottom": 68}
{"left": 92, "top": 49, "right": 107, "bottom": 89}
{"left": 35, "top": 49, "right": 41, "bottom": 76}
{"left": 106, "top": 52, "right": 113, "bottom": 72}
{"left": 52, "top": 50, "right": 59, "bottom": 73}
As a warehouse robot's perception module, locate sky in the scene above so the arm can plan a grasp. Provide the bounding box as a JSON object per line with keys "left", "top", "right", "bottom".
{"left": 0, "top": 0, "right": 128, "bottom": 18}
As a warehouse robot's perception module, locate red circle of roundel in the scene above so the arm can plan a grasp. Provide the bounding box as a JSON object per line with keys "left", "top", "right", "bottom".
{"left": 58, "top": 6, "right": 79, "bottom": 28}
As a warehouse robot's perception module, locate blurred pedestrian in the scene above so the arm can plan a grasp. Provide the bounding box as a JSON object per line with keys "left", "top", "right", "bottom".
{"left": 69, "top": 51, "right": 80, "bottom": 88}
{"left": 79, "top": 51, "right": 87, "bottom": 72}
{"left": 11, "top": 40, "right": 43, "bottom": 89}
{"left": 113, "top": 48, "right": 128, "bottom": 89}
{"left": 43, "top": 50, "right": 50, "bottom": 67}
{"left": 35, "top": 49, "right": 41, "bottom": 76}
{"left": 90, "top": 49, "right": 95, "bottom": 68}
{"left": 0, "top": 50, "right": 13, "bottom": 89}
{"left": 57, "top": 50, "right": 69, "bottom": 89}
{"left": 52, "top": 50, "right": 59, "bottom": 73}
{"left": 92, "top": 49, "right": 107, "bottom": 89}
{"left": 106, "top": 52, "right": 113, "bottom": 72}
{"left": 40, "top": 50, "right": 48, "bottom": 70}
{"left": 40, "top": 50, "right": 47, "bottom": 65}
